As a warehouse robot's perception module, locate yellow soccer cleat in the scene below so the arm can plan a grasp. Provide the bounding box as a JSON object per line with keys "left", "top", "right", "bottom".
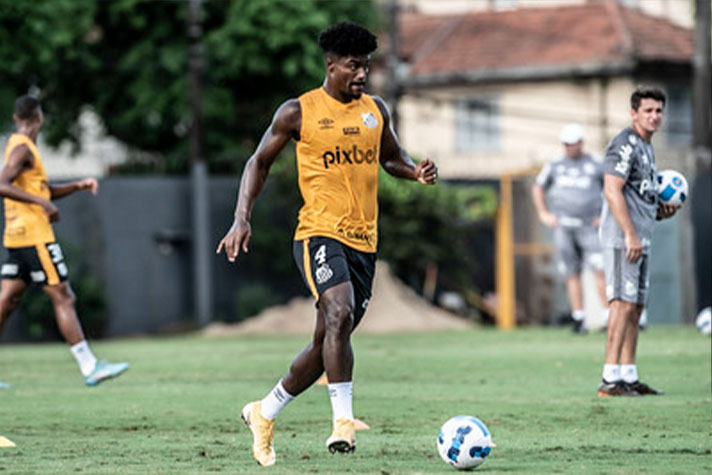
{"left": 241, "top": 401, "right": 276, "bottom": 467}
{"left": 326, "top": 418, "right": 356, "bottom": 454}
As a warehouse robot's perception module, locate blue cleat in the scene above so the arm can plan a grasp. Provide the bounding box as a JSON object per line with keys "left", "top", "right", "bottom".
{"left": 85, "top": 360, "right": 129, "bottom": 387}
{"left": 0, "top": 381, "right": 9, "bottom": 389}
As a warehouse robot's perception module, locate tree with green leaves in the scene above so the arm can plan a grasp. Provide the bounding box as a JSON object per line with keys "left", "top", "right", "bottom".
{"left": 0, "top": 0, "right": 381, "bottom": 172}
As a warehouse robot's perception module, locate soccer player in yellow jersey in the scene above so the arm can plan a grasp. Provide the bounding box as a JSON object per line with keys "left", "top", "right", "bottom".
{"left": 217, "top": 23, "right": 437, "bottom": 466}
{"left": 0, "top": 95, "right": 128, "bottom": 388}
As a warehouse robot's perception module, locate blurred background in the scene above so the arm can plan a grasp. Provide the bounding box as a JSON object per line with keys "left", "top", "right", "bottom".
{"left": 0, "top": 0, "right": 709, "bottom": 341}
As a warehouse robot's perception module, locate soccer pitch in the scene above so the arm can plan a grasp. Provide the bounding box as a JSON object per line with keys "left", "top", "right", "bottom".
{"left": 1, "top": 327, "right": 710, "bottom": 473}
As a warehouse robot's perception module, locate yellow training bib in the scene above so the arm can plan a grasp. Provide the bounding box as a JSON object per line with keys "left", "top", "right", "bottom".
{"left": 294, "top": 88, "right": 383, "bottom": 253}
{"left": 3, "top": 133, "right": 55, "bottom": 248}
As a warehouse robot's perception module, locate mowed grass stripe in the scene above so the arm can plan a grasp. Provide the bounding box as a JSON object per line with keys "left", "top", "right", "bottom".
{"left": 1, "top": 327, "right": 709, "bottom": 473}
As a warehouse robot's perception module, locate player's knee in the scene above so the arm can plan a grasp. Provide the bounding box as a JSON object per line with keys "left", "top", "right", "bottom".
{"left": 51, "top": 285, "right": 76, "bottom": 307}
{"left": 323, "top": 302, "right": 354, "bottom": 335}
{"left": 0, "top": 293, "right": 21, "bottom": 316}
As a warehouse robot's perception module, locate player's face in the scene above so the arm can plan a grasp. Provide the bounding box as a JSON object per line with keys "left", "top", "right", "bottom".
{"left": 631, "top": 98, "right": 664, "bottom": 135}
{"left": 13, "top": 107, "right": 43, "bottom": 130}
{"left": 34, "top": 108, "right": 44, "bottom": 129}
{"left": 331, "top": 55, "right": 370, "bottom": 99}
{"left": 564, "top": 141, "right": 583, "bottom": 159}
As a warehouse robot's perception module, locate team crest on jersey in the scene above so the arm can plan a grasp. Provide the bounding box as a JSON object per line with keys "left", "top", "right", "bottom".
{"left": 628, "top": 134, "right": 637, "bottom": 145}
{"left": 315, "top": 264, "right": 333, "bottom": 284}
{"left": 361, "top": 113, "right": 378, "bottom": 129}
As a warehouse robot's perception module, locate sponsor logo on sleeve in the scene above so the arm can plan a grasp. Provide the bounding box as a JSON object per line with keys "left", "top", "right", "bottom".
{"left": 615, "top": 144, "right": 633, "bottom": 174}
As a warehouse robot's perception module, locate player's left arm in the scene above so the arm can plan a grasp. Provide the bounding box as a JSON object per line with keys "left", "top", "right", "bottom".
{"left": 373, "top": 96, "right": 437, "bottom": 185}
{"left": 50, "top": 178, "right": 99, "bottom": 200}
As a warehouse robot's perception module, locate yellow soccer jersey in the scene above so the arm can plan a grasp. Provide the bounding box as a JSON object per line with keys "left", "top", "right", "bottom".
{"left": 294, "top": 88, "right": 384, "bottom": 253}
{"left": 3, "top": 133, "right": 55, "bottom": 247}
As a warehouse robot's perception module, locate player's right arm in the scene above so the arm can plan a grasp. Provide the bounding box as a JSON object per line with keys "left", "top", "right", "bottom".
{"left": 603, "top": 174, "right": 640, "bottom": 262}
{"left": 216, "top": 99, "right": 301, "bottom": 262}
{"left": 531, "top": 164, "right": 557, "bottom": 227}
{"left": 0, "top": 144, "right": 59, "bottom": 222}
{"left": 531, "top": 185, "right": 557, "bottom": 227}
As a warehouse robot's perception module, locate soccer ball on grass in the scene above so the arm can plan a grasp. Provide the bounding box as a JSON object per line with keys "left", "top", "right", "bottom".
{"left": 695, "top": 307, "right": 711, "bottom": 336}
{"left": 437, "top": 415, "right": 494, "bottom": 470}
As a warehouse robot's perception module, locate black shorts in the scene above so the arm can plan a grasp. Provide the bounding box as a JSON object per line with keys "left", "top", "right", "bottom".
{"left": 293, "top": 236, "right": 376, "bottom": 327}
{"left": 1, "top": 242, "right": 69, "bottom": 286}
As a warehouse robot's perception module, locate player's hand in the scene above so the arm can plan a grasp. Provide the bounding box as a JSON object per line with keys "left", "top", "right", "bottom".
{"left": 414, "top": 158, "right": 437, "bottom": 185}
{"left": 591, "top": 216, "right": 601, "bottom": 228}
{"left": 540, "top": 211, "right": 558, "bottom": 228}
{"left": 656, "top": 203, "right": 679, "bottom": 220}
{"left": 624, "top": 232, "right": 643, "bottom": 262}
{"left": 77, "top": 178, "right": 99, "bottom": 195}
{"left": 216, "top": 218, "right": 251, "bottom": 262}
{"left": 42, "top": 201, "right": 60, "bottom": 223}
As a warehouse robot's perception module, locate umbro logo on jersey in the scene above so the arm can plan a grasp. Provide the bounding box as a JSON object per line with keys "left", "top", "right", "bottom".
{"left": 343, "top": 127, "right": 360, "bottom": 135}
{"left": 318, "top": 117, "right": 334, "bottom": 129}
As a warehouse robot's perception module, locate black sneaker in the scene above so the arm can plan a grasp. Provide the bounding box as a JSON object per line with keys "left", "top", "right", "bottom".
{"left": 628, "top": 380, "right": 663, "bottom": 395}
{"left": 572, "top": 320, "right": 588, "bottom": 334}
{"left": 597, "top": 380, "right": 639, "bottom": 397}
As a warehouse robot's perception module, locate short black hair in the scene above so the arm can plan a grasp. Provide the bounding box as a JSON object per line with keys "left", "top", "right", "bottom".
{"left": 631, "top": 85, "right": 666, "bottom": 111}
{"left": 14, "top": 95, "right": 41, "bottom": 121}
{"left": 318, "top": 22, "right": 377, "bottom": 57}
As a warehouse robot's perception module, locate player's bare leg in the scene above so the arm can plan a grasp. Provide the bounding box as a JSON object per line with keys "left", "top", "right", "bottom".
{"left": 593, "top": 270, "right": 610, "bottom": 328}
{"left": 43, "top": 283, "right": 84, "bottom": 345}
{"left": 619, "top": 304, "right": 642, "bottom": 365}
{"left": 242, "top": 304, "right": 326, "bottom": 467}
{"left": 566, "top": 274, "right": 587, "bottom": 333}
{"left": 617, "top": 305, "right": 660, "bottom": 394}
{"left": 317, "top": 282, "right": 357, "bottom": 453}
{"left": 0, "top": 279, "right": 26, "bottom": 388}
{"left": 593, "top": 271, "right": 608, "bottom": 310}
{"left": 0, "top": 279, "right": 27, "bottom": 334}
{"left": 281, "top": 306, "right": 327, "bottom": 395}
{"left": 43, "top": 282, "right": 128, "bottom": 386}
{"left": 598, "top": 300, "right": 638, "bottom": 396}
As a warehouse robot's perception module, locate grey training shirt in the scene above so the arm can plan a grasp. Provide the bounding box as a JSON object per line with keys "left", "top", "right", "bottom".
{"left": 599, "top": 127, "right": 658, "bottom": 248}
{"left": 536, "top": 153, "right": 604, "bottom": 226}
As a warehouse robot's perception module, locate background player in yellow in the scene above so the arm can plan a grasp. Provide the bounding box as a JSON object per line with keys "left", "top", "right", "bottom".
{"left": 217, "top": 22, "right": 437, "bottom": 467}
{"left": 0, "top": 95, "right": 128, "bottom": 388}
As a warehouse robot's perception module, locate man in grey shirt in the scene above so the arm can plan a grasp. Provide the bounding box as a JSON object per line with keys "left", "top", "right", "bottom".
{"left": 597, "top": 86, "right": 678, "bottom": 397}
{"left": 533, "top": 123, "right": 607, "bottom": 333}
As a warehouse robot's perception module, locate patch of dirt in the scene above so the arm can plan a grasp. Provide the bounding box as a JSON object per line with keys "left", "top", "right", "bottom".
{"left": 203, "top": 261, "right": 474, "bottom": 337}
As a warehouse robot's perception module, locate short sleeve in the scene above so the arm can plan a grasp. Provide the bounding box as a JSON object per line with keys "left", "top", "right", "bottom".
{"left": 536, "top": 163, "right": 553, "bottom": 188}
{"left": 604, "top": 134, "right": 634, "bottom": 180}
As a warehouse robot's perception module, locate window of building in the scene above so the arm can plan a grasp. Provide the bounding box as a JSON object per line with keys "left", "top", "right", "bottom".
{"left": 665, "top": 84, "right": 692, "bottom": 146}
{"left": 455, "top": 97, "right": 500, "bottom": 153}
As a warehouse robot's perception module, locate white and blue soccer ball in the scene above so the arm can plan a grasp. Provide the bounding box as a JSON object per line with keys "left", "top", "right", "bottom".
{"left": 695, "top": 307, "right": 711, "bottom": 336}
{"left": 437, "top": 415, "right": 494, "bottom": 470}
{"left": 657, "top": 169, "right": 689, "bottom": 207}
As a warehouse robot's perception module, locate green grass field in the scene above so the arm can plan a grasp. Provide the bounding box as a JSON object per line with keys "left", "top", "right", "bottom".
{"left": 1, "top": 326, "right": 710, "bottom": 473}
